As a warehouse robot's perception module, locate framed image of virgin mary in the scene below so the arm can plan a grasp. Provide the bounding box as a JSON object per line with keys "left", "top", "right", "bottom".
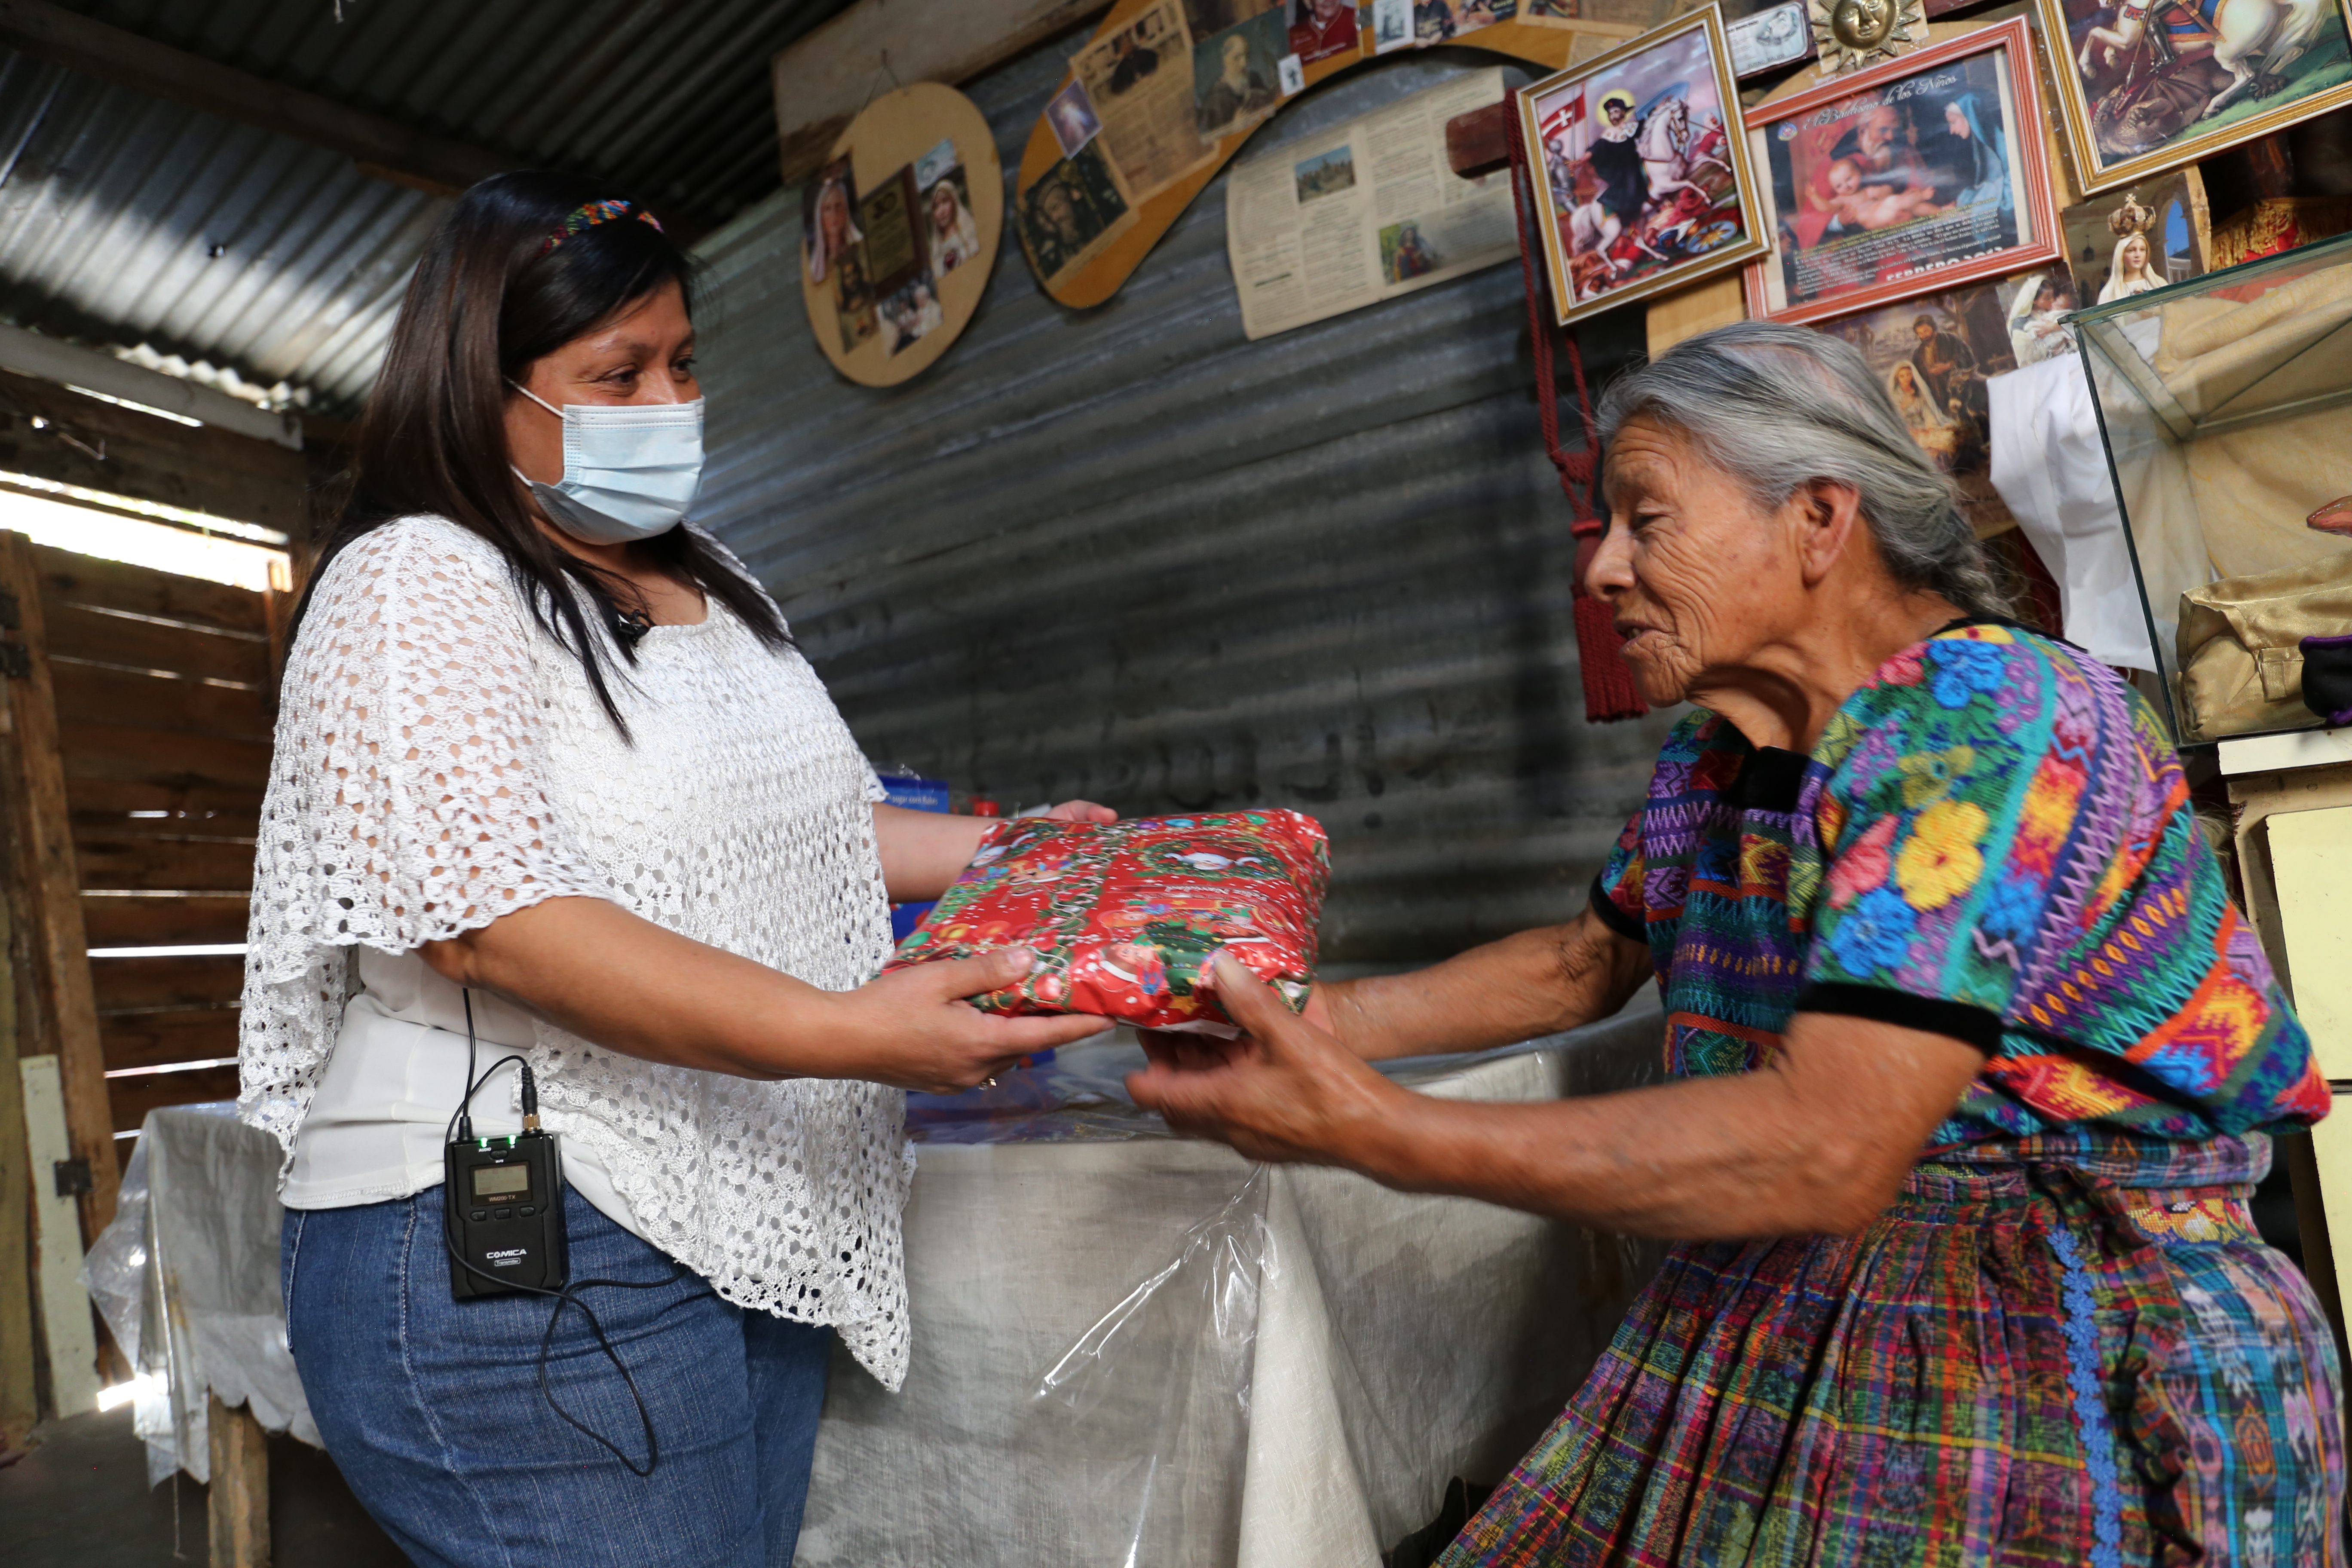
{"left": 1517, "top": 7, "right": 1770, "bottom": 327}
{"left": 2037, "top": 0, "right": 2352, "bottom": 194}
{"left": 1741, "top": 18, "right": 2061, "bottom": 325}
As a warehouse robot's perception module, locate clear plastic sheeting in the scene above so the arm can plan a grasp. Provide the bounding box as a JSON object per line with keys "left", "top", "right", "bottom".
{"left": 79, "top": 1103, "right": 318, "bottom": 1486}
{"left": 798, "top": 998, "right": 1668, "bottom": 1567}
{"left": 70, "top": 1000, "right": 1668, "bottom": 1556}
{"left": 1026, "top": 1168, "right": 1274, "bottom": 1565}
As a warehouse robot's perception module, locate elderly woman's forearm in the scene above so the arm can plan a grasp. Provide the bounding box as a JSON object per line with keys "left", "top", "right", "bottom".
{"left": 1347, "top": 1081, "right": 1891, "bottom": 1237}
{"left": 1332, "top": 1014, "right": 1985, "bottom": 1237}
{"left": 1324, "top": 911, "right": 1651, "bottom": 1060}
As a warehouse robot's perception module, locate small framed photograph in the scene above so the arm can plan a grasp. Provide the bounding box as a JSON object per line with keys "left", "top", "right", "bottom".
{"left": 1046, "top": 81, "right": 1103, "bottom": 159}
{"left": 1727, "top": 0, "right": 1811, "bottom": 77}
{"left": 1741, "top": 18, "right": 2060, "bottom": 326}
{"left": 2059, "top": 169, "right": 2212, "bottom": 303}
{"left": 1812, "top": 265, "right": 2084, "bottom": 539}
{"left": 1517, "top": 7, "right": 1769, "bottom": 327}
{"left": 2038, "top": 0, "right": 2352, "bottom": 195}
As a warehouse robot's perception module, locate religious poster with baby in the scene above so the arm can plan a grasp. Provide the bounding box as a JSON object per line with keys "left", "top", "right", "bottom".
{"left": 1743, "top": 19, "right": 2059, "bottom": 325}
{"left": 1517, "top": 6, "right": 1768, "bottom": 326}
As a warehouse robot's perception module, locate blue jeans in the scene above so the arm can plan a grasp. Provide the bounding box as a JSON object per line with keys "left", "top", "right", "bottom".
{"left": 283, "top": 1185, "right": 832, "bottom": 1567}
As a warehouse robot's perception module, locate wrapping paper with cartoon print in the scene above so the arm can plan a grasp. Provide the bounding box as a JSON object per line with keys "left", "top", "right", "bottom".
{"left": 886, "top": 810, "right": 1330, "bottom": 1034}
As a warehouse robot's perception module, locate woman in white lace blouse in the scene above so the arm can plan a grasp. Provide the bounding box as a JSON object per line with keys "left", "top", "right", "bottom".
{"left": 242, "top": 173, "right": 1112, "bottom": 1568}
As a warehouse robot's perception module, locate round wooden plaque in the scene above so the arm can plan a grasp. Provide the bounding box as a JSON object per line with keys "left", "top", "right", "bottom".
{"left": 799, "top": 83, "right": 1002, "bottom": 387}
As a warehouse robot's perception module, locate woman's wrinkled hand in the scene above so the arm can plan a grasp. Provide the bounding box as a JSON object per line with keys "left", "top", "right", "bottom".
{"left": 1127, "top": 953, "right": 1402, "bottom": 1167}
{"left": 833, "top": 947, "right": 1111, "bottom": 1094}
{"left": 1044, "top": 800, "right": 1118, "bottom": 823}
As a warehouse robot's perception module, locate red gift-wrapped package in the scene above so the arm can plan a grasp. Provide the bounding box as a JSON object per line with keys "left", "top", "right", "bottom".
{"left": 885, "top": 809, "right": 1330, "bottom": 1032}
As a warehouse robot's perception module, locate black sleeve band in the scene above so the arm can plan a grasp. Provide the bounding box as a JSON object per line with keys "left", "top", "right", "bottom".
{"left": 1793, "top": 983, "right": 2003, "bottom": 1053}
{"left": 1588, "top": 872, "right": 1648, "bottom": 944}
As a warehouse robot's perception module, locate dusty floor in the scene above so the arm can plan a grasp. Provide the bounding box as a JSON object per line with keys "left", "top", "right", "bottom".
{"left": 0, "top": 1405, "right": 403, "bottom": 1566}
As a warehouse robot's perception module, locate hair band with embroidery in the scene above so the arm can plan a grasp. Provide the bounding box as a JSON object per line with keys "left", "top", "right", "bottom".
{"left": 540, "top": 199, "right": 664, "bottom": 257}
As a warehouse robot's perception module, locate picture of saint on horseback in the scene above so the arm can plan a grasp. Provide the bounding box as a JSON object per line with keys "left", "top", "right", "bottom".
{"left": 1740, "top": 19, "right": 2061, "bottom": 326}
{"left": 2037, "top": 0, "right": 2352, "bottom": 191}
{"left": 1517, "top": 7, "right": 1769, "bottom": 326}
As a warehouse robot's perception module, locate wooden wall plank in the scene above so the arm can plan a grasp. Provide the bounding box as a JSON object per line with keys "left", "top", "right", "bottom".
{"left": 67, "top": 779, "right": 263, "bottom": 830}
{"left": 59, "top": 722, "right": 271, "bottom": 792}
{"left": 53, "top": 660, "right": 272, "bottom": 741}
{"left": 208, "top": 1392, "right": 272, "bottom": 1568}
{"left": 100, "top": 1011, "right": 239, "bottom": 1074}
{"left": 0, "top": 532, "right": 119, "bottom": 1239}
{"left": 72, "top": 836, "right": 256, "bottom": 893}
{"left": 33, "top": 543, "right": 267, "bottom": 637}
{"left": 0, "top": 726, "right": 40, "bottom": 1455}
{"left": 770, "top": 0, "right": 1109, "bottom": 183}
{"left": 46, "top": 603, "right": 270, "bottom": 687}
{"left": 108, "top": 1063, "right": 240, "bottom": 1131}
{"left": 90, "top": 954, "right": 245, "bottom": 1013}
{"left": 0, "top": 369, "right": 313, "bottom": 539}
{"left": 82, "top": 894, "right": 250, "bottom": 948}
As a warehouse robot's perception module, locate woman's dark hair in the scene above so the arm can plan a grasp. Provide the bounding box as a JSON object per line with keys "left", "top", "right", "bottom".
{"left": 298, "top": 170, "right": 791, "bottom": 733}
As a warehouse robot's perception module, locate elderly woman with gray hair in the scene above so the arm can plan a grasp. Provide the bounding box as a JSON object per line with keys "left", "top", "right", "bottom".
{"left": 1129, "top": 322, "right": 2343, "bottom": 1564}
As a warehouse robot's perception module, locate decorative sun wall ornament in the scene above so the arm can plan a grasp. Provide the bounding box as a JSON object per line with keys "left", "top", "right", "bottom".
{"left": 1808, "top": 0, "right": 1923, "bottom": 73}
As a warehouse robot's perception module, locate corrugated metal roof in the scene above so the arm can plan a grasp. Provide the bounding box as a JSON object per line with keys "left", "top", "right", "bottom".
{"left": 692, "top": 43, "right": 1673, "bottom": 976}
{"left": 0, "top": 0, "right": 854, "bottom": 413}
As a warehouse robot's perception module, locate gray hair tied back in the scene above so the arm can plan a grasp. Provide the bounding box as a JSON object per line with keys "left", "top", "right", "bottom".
{"left": 1594, "top": 320, "right": 2011, "bottom": 621}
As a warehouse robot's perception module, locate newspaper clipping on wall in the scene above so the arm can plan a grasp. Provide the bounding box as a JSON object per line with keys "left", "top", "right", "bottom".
{"left": 1071, "top": 0, "right": 1219, "bottom": 203}
{"left": 1225, "top": 68, "right": 1517, "bottom": 339}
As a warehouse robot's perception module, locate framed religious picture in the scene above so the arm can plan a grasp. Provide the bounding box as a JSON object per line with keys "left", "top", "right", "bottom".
{"left": 2037, "top": 0, "right": 2352, "bottom": 195}
{"left": 1813, "top": 264, "right": 2083, "bottom": 539}
{"left": 1742, "top": 18, "right": 2060, "bottom": 326}
{"left": 1517, "top": 7, "right": 1770, "bottom": 327}
{"left": 2059, "top": 169, "right": 2212, "bottom": 303}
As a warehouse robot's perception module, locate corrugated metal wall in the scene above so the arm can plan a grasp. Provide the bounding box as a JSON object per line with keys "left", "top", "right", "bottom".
{"left": 0, "top": 0, "right": 857, "bottom": 413}
{"left": 694, "top": 40, "right": 1678, "bottom": 976}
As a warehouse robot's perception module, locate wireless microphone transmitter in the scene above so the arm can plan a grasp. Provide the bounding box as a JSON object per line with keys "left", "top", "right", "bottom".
{"left": 446, "top": 1128, "right": 568, "bottom": 1300}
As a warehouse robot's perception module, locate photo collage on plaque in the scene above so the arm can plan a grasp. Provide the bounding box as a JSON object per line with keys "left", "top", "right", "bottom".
{"left": 806, "top": 138, "right": 979, "bottom": 359}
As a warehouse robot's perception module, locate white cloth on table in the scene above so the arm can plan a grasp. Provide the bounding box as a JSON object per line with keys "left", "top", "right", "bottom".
{"left": 87, "top": 1001, "right": 1667, "bottom": 1554}
{"left": 1989, "top": 357, "right": 2159, "bottom": 671}
{"left": 80, "top": 1106, "right": 312, "bottom": 1487}
{"left": 796, "top": 1005, "right": 1669, "bottom": 1568}
{"left": 236, "top": 513, "right": 913, "bottom": 1384}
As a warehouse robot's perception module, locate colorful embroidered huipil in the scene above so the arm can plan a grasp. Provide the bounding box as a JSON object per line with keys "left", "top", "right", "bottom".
{"left": 1444, "top": 623, "right": 2342, "bottom": 1568}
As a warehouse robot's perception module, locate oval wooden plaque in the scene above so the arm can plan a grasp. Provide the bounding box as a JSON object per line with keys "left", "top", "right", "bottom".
{"left": 1014, "top": 3, "right": 1642, "bottom": 310}
{"left": 801, "top": 83, "right": 1004, "bottom": 387}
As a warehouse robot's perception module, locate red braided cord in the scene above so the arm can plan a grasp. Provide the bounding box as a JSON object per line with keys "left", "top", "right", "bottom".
{"left": 1503, "top": 93, "right": 1647, "bottom": 723}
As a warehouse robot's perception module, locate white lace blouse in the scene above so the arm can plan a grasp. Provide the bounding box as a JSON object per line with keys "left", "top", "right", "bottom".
{"left": 238, "top": 514, "right": 913, "bottom": 1385}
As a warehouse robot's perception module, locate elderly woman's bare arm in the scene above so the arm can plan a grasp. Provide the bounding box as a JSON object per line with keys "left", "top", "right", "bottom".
{"left": 1311, "top": 906, "right": 1654, "bottom": 1061}
{"left": 1133, "top": 955, "right": 1982, "bottom": 1239}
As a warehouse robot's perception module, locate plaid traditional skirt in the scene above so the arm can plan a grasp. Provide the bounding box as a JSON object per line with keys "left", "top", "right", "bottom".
{"left": 1442, "top": 1134, "right": 2344, "bottom": 1567}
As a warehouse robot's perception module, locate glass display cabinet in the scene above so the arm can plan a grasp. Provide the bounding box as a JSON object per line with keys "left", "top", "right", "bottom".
{"left": 2076, "top": 230, "right": 2352, "bottom": 748}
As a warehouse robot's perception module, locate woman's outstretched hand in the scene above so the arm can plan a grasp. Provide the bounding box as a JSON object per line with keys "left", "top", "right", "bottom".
{"left": 837, "top": 947, "right": 1112, "bottom": 1095}
{"left": 1127, "top": 953, "right": 1403, "bottom": 1167}
{"left": 1043, "top": 800, "right": 1118, "bottom": 823}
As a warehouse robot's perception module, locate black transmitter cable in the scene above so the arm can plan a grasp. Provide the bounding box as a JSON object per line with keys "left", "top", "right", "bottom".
{"left": 441, "top": 990, "right": 709, "bottom": 1476}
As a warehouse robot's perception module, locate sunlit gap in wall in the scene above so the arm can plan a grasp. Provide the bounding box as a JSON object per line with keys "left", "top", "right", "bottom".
{"left": 0, "top": 469, "right": 290, "bottom": 591}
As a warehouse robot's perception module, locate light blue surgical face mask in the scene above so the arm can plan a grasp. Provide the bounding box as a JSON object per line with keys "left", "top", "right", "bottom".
{"left": 508, "top": 382, "right": 704, "bottom": 545}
